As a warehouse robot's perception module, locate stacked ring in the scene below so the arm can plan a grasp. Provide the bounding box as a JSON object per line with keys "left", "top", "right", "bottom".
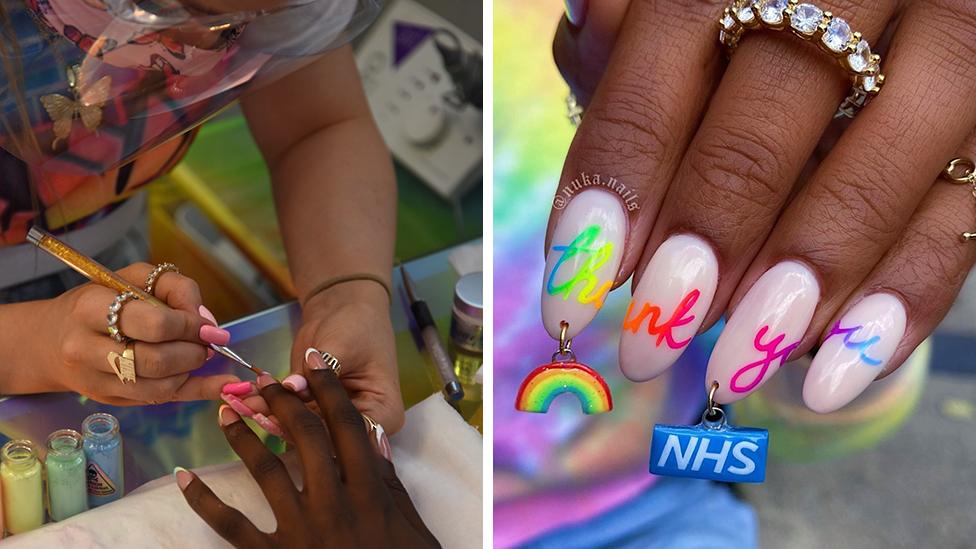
{"left": 318, "top": 350, "right": 342, "bottom": 376}
{"left": 107, "top": 291, "right": 138, "bottom": 343}
{"left": 718, "top": 0, "right": 885, "bottom": 118}
{"left": 145, "top": 263, "right": 180, "bottom": 296}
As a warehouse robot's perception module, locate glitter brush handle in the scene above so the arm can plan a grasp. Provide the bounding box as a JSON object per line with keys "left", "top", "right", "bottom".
{"left": 28, "top": 227, "right": 266, "bottom": 378}
{"left": 28, "top": 227, "right": 163, "bottom": 307}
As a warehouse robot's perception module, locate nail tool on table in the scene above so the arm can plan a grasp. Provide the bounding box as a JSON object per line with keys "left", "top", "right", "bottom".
{"left": 399, "top": 264, "right": 464, "bottom": 402}
{"left": 27, "top": 227, "right": 265, "bottom": 377}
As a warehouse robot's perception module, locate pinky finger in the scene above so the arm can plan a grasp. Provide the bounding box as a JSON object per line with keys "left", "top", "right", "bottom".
{"left": 803, "top": 153, "right": 976, "bottom": 413}
{"left": 175, "top": 467, "right": 270, "bottom": 547}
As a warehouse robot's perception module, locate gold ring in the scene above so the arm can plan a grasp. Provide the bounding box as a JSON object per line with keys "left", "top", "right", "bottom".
{"left": 107, "top": 341, "right": 137, "bottom": 384}
{"left": 316, "top": 350, "right": 342, "bottom": 376}
{"left": 107, "top": 291, "right": 138, "bottom": 343}
{"left": 718, "top": 0, "right": 885, "bottom": 119}
{"left": 144, "top": 263, "right": 180, "bottom": 296}
{"left": 942, "top": 157, "right": 976, "bottom": 241}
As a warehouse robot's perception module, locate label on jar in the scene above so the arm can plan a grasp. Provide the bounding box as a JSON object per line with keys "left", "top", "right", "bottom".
{"left": 87, "top": 462, "right": 117, "bottom": 496}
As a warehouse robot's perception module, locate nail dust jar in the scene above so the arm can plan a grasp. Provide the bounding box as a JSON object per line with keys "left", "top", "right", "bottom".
{"left": 1, "top": 439, "right": 44, "bottom": 534}
{"left": 46, "top": 429, "right": 89, "bottom": 521}
{"left": 82, "top": 413, "right": 124, "bottom": 507}
{"left": 450, "top": 271, "right": 483, "bottom": 400}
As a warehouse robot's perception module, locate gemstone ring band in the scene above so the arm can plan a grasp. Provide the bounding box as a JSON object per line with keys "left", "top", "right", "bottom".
{"left": 718, "top": 0, "right": 885, "bottom": 119}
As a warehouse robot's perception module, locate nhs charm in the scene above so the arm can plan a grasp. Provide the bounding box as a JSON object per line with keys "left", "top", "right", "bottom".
{"left": 649, "top": 409, "right": 768, "bottom": 483}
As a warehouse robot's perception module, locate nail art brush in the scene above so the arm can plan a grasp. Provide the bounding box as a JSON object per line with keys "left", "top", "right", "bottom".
{"left": 399, "top": 264, "right": 464, "bottom": 402}
{"left": 27, "top": 227, "right": 265, "bottom": 377}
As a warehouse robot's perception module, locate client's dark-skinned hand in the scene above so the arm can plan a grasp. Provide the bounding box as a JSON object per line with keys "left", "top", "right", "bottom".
{"left": 174, "top": 352, "right": 441, "bottom": 548}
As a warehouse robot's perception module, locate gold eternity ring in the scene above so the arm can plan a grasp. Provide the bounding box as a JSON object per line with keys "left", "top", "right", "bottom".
{"left": 719, "top": 0, "right": 885, "bottom": 119}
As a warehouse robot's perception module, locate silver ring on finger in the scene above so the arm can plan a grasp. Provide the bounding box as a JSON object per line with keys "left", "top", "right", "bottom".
{"left": 107, "top": 291, "right": 139, "bottom": 343}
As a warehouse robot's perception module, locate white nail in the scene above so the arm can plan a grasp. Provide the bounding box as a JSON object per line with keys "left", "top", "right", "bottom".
{"left": 541, "top": 189, "right": 626, "bottom": 339}
{"left": 706, "top": 261, "right": 820, "bottom": 403}
{"left": 803, "top": 293, "right": 906, "bottom": 413}
{"left": 619, "top": 234, "right": 718, "bottom": 381}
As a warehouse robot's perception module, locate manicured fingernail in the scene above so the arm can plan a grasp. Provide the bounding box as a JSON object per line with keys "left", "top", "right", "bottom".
{"left": 173, "top": 466, "right": 193, "bottom": 490}
{"left": 564, "top": 0, "right": 587, "bottom": 27}
{"left": 221, "top": 381, "right": 253, "bottom": 397}
{"left": 363, "top": 417, "right": 393, "bottom": 461}
{"left": 252, "top": 413, "right": 284, "bottom": 437}
{"left": 282, "top": 374, "right": 307, "bottom": 393}
{"left": 220, "top": 393, "right": 254, "bottom": 417}
{"left": 218, "top": 404, "right": 241, "bottom": 426}
{"left": 706, "top": 261, "right": 820, "bottom": 404}
{"left": 256, "top": 373, "right": 277, "bottom": 388}
{"left": 619, "top": 234, "right": 719, "bottom": 381}
{"left": 542, "top": 188, "right": 627, "bottom": 339}
{"left": 803, "top": 293, "right": 906, "bottom": 413}
{"left": 200, "top": 325, "right": 231, "bottom": 346}
{"left": 207, "top": 348, "right": 215, "bottom": 360}
{"left": 305, "top": 348, "right": 327, "bottom": 370}
{"left": 378, "top": 430, "right": 393, "bottom": 461}
{"left": 198, "top": 305, "right": 218, "bottom": 326}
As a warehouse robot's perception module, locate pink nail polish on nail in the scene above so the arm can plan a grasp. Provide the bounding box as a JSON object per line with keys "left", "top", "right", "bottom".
{"left": 256, "top": 373, "right": 277, "bottom": 388}
{"left": 282, "top": 374, "right": 307, "bottom": 393}
{"left": 378, "top": 430, "right": 393, "bottom": 461}
{"left": 619, "top": 234, "right": 719, "bottom": 381}
{"left": 220, "top": 393, "right": 255, "bottom": 417}
{"left": 803, "top": 293, "right": 906, "bottom": 414}
{"left": 252, "top": 413, "right": 284, "bottom": 437}
{"left": 200, "top": 325, "right": 231, "bottom": 346}
{"left": 706, "top": 261, "right": 820, "bottom": 404}
{"left": 207, "top": 349, "right": 215, "bottom": 360}
{"left": 221, "top": 382, "right": 253, "bottom": 396}
{"left": 542, "top": 189, "right": 627, "bottom": 340}
{"left": 199, "top": 305, "right": 218, "bottom": 326}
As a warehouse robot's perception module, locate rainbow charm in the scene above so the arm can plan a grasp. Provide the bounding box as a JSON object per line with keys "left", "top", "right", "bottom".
{"left": 515, "top": 361, "right": 613, "bottom": 414}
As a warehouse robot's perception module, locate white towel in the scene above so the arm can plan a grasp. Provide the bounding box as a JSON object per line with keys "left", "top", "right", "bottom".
{"left": 4, "top": 394, "right": 482, "bottom": 548}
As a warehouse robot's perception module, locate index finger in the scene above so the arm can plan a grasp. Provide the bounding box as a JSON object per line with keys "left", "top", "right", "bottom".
{"left": 542, "top": 0, "right": 725, "bottom": 339}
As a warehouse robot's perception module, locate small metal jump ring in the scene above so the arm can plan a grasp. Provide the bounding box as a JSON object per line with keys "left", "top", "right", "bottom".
{"left": 944, "top": 157, "right": 976, "bottom": 184}
{"left": 558, "top": 320, "right": 573, "bottom": 354}
{"left": 706, "top": 381, "right": 721, "bottom": 416}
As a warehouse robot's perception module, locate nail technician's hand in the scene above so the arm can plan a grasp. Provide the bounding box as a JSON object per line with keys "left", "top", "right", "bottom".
{"left": 544, "top": 0, "right": 976, "bottom": 413}
{"left": 290, "top": 281, "right": 405, "bottom": 434}
{"left": 38, "top": 263, "right": 238, "bottom": 405}
{"left": 176, "top": 370, "right": 440, "bottom": 549}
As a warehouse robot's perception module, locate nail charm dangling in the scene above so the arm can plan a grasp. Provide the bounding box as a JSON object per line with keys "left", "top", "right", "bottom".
{"left": 649, "top": 381, "right": 768, "bottom": 483}
{"left": 515, "top": 320, "right": 612, "bottom": 414}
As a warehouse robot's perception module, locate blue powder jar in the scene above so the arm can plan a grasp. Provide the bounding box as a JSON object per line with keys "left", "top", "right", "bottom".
{"left": 82, "top": 413, "right": 124, "bottom": 507}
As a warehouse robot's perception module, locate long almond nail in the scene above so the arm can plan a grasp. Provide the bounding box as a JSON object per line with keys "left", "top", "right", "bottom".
{"left": 542, "top": 189, "right": 626, "bottom": 339}
{"left": 706, "top": 261, "right": 819, "bottom": 403}
{"left": 252, "top": 413, "right": 284, "bottom": 437}
{"left": 200, "top": 325, "right": 231, "bottom": 346}
{"left": 564, "top": 0, "right": 587, "bottom": 26}
{"left": 199, "top": 305, "right": 218, "bottom": 326}
{"left": 220, "top": 394, "right": 254, "bottom": 418}
{"left": 803, "top": 293, "right": 906, "bottom": 413}
{"left": 619, "top": 234, "right": 718, "bottom": 381}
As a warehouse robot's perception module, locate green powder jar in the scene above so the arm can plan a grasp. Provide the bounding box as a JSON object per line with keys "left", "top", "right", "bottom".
{"left": 45, "top": 429, "right": 88, "bottom": 521}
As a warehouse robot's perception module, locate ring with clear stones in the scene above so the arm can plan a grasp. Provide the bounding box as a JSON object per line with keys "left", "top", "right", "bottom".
{"left": 718, "top": 0, "right": 885, "bottom": 119}
{"left": 144, "top": 263, "right": 180, "bottom": 296}
{"left": 107, "top": 291, "right": 139, "bottom": 343}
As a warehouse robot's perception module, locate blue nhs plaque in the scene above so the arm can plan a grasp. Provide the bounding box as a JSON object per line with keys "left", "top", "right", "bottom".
{"left": 649, "top": 418, "right": 768, "bottom": 483}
